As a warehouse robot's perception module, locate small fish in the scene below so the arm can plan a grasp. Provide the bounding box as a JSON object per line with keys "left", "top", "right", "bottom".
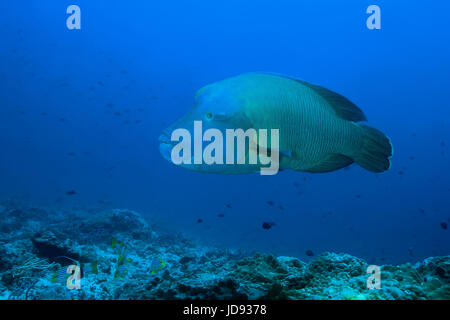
{"left": 66, "top": 190, "right": 77, "bottom": 196}
{"left": 440, "top": 222, "right": 448, "bottom": 230}
{"left": 262, "top": 222, "right": 276, "bottom": 230}
{"left": 267, "top": 201, "right": 275, "bottom": 206}
{"left": 51, "top": 267, "right": 70, "bottom": 283}
{"left": 217, "top": 213, "right": 225, "bottom": 218}
{"left": 226, "top": 204, "right": 232, "bottom": 209}
{"left": 305, "top": 250, "right": 314, "bottom": 257}
{"left": 114, "top": 265, "right": 128, "bottom": 279}
{"left": 197, "top": 218, "right": 203, "bottom": 223}
{"left": 355, "top": 194, "right": 361, "bottom": 199}
{"left": 111, "top": 237, "right": 125, "bottom": 250}
{"left": 82, "top": 261, "right": 98, "bottom": 275}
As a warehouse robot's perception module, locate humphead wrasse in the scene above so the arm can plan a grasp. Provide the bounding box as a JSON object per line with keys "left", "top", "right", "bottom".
{"left": 159, "top": 72, "right": 393, "bottom": 174}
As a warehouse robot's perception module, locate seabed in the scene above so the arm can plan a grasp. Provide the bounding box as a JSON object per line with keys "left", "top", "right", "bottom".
{"left": 0, "top": 202, "right": 448, "bottom": 300}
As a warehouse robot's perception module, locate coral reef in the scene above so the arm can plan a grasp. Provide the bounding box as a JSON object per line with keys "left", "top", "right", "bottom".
{"left": 0, "top": 201, "right": 448, "bottom": 300}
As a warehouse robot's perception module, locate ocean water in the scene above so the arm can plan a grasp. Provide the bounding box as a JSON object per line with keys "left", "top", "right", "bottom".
{"left": 0, "top": 0, "right": 449, "bottom": 270}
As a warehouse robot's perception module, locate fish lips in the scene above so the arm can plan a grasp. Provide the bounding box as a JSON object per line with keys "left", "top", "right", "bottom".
{"left": 159, "top": 132, "right": 197, "bottom": 167}
{"left": 158, "top": 130, "right": 227, "bottom": 172}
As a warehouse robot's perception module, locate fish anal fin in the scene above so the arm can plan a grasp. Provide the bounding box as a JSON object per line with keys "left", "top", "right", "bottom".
{"left": 305, "top": 154, "right": 354, "bottom": 173}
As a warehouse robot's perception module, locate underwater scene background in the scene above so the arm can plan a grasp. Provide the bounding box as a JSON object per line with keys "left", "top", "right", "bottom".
{"left": 0, "top": 1, "right": 449, "bottom": 300}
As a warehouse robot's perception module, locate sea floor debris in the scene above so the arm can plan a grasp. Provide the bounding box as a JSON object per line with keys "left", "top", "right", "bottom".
{"left": 0, "top": 202, "right": 448, "bottom": 300}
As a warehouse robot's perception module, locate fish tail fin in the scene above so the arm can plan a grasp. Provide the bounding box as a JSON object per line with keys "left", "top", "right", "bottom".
{"left": 353, "top": 124, "right": 393, "bottom": 173}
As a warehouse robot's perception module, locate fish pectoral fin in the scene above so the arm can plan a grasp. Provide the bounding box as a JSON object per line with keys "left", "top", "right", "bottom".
{"left": 250, "top": 132, "right": 293, "bottom": 158}
{"left": 305, "top": 154, "right": 354, "bottom": 173}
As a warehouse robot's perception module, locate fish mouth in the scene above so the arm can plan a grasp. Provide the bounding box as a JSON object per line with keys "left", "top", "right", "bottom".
{"left": 158, "top": 133, "right": 174, "bottom": 161}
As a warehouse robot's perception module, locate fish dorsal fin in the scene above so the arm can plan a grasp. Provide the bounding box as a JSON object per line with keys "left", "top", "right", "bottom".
{"left": 295, "top": 79, "right": 367, "bottom": 122}
{"left": 257, "top": 72, "right": 368, "bottom": 122}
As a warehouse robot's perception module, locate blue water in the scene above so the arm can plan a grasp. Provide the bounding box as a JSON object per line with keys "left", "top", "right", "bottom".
{"left": 0, "top": 0, "right": 449, "bottom": 265}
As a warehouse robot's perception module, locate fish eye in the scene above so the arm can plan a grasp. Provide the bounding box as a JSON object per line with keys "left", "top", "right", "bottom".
{"left": 205, "top": 112, "right": 213, "bottom": 120}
